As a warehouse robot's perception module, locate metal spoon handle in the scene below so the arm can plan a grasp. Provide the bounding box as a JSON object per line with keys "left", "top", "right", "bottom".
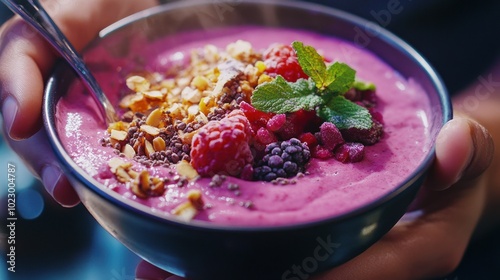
{"left": 1, "top": 0, "right": 117, "bottom": 124}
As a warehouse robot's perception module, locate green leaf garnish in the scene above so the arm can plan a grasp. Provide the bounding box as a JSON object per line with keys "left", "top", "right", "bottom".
{"left": 292, "top": 41, "right": 327, "bottom": 89}
{"left": 251, "top": 41, "right": 376, "bottom": 130}
{"left": 353, "top": 80, "right": 376, "bottom": 91}
{"left": 318, "top": 96, "right": 373, "bottom": 130}
{"left": 251, "top": 76, "right": 324, "bottom": 114}
{"left": 326, "top": 62, "right": 356, "bottom": 94}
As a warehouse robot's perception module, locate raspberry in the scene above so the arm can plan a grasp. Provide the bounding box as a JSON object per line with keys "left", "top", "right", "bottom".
{"left": 266, "top": 114, "right": 286, "bottom": 132}
{"left": 190, "top": 110, "right": 253, "bottom": 177}
{"left": 256, "top": 127, "right": 277, "bottom": 145}
{"left": 254, "top": 138, "right": 311, "bottom": 181}
{"left": 277, "top": 109, "right": 320, "bottom": 140}
{"left": 312, "top": 145, "right": 334, "bottom": 160}
{"left": 263, "top": 44, "right": 308, "bottom": 82}
{"left": 334, "top": 143, "right": 365, "bottom": 163}
{"left": 240, "top": 101, "right": 273, "bottom": 129}
{"left": 319, "top": 122, "right": 344, "bottom": 151}
{"left": 298, "top": 132, "right": 318, "bottom": 149}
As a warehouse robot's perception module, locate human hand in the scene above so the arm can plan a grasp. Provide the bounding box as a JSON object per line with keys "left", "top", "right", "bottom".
{"left": 0, "top": 0, "right": 158, "bottom": 206}
{"left": 311, "top": 117, "right": 494, "bottom": 280}
{"left": 134, "top": 117, "right": 494, "bottom": 280}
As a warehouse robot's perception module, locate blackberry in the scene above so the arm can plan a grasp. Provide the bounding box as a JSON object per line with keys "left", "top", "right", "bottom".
{"left": 254, "top": 138, "right": 311, "bottom": 182}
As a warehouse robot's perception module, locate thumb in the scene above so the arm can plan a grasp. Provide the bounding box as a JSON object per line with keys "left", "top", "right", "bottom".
{"left": 426, "top": 117, "right": 494, "bottom": 190}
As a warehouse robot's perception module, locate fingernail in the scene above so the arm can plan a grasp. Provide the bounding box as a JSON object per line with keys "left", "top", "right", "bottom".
{"left": 2, "top": 96, "right": 19, "bottom": 138}
{"left": 451, "top": 120, "right": 474, "bottom": 185}
{"left": 42, "top": 165, "right": 62, "bottom": 197}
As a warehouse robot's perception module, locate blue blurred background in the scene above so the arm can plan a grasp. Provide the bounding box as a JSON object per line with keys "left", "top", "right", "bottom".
{"left": 0, "top": 1, "right": 499, "bottom": 280}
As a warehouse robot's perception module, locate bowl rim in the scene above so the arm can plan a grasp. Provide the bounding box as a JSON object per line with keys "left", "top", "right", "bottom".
{"left": 43, "top": 0, "right": 452, "bottom": 232}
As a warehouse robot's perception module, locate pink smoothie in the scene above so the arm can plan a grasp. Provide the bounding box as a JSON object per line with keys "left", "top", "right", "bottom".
{"left": 56, "top": 27, "right": 431, "bottom": 226}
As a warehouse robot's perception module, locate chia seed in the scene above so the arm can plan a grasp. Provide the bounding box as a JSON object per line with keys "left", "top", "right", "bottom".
{"left": 209, "top": 174, "right": 226, "bottom": 187}
{"left": 227, "top": 183, "right": 240, "bottom": 191}
{"left": 176, "top": 122, "right": 186, "bottom": 131}
{"left": 240, "top": 201, "right": 254, "bottom": 209}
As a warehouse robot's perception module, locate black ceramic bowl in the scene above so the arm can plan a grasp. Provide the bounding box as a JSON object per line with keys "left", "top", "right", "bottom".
{"left": 43, "top": 1, "right": 451, "bottom": 279}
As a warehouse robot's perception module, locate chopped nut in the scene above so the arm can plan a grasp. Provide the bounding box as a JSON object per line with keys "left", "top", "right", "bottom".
{"left": 211, "top": 60, "right": 244, "bottom": 97}
{"left": 178, "top": 130, "right": 197, "bottom": 145}
{"left": 186, "top": 189, "right": 204, "bottom": 210}
{"left": 126, "top": 75, "right": 150, "bottom": 92}
{"left": 143, "top": 90, "right": 164, "bottom": 100}
{"left": 139, "top": 170, "right": 150, "bottom": 190}
{"left": 108, "top": 157, "right": 131, "bottom": 173}
{"left": 160, "top": 78, "right": 175, "bottom": 89}
{"left": 194, "top": 111, "right": 209, "bottom": 125}
{"left": 110, "top": 129, "right": 127, "bottom": 142}
{"left": 144, "top": 140, "right": 155, "bottom": 157}
{"left": 191, "top": 76, "right": 209, "bottom": 91}
{"left": 167, "top": 103, "right": 184, "bottom": 120}
{"left": 131, "top": 183, "right": 147, "bottom": 199}
{"left": 150, "top": 179, "right": 165, "bottom": 196}
{"left": 176, "top": 160, "right": 199, "bottom": 180}
{"left": 244, "top": 65, "right": 259, "bottom": 86}
{"left": 128, "top": 169, "right": 139, "bottom": 179}
{"left": 226, "top": 40, "right": 253, "bottom": 61}
{"left": 122, "top": 144, "right": 136, "bottom": 159}
{"left": 171, "top": 201, "right": 198, "bottom": 222}
{"left": 116, "top": 167, "right": 132, "bottom": 183}
{"left": 199, "top": 96, "right": 216, "bottom": 115}
{"left": 107, "top": 121, "right": 129, "bottom": 133}
{"left": 130, "top": 170, "right": 166, "bottom": 198}
{"left": 129, "top": 94, "right": 149, "bottom": 112}
{"left": 176, "top": 77, "right": 191, "bottom": 88}
{"left": 204, "top": 44, "right": 220, "bottom": 63}
{"left": 140, "top": 125, "right": 160, "bottom": 137}
{"left": 181, "top": 87, "right": 202, "bottom": 103}
{"left": 118, "top": 94, "right": 135, "bottom": 109}
{"left": 152, "top": 137, "right": 166, "bottom": 151}
{"left": 145, "top": 108, "right": 163, "bottom": 127}
{"left": 187, "top": 104, "right": 200, "bottom": 116}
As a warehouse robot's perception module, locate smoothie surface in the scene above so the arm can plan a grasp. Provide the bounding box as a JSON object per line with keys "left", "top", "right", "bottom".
{"left": 56, "top": 27, "right": 431, "bottom": 226}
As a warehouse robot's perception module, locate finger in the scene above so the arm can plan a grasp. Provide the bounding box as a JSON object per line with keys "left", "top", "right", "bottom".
{"left": 426, "top": 118, "right": 493, "bottom": 190}
{"left": 0, "top": 0, "right": 158, "bottom": 139}
{"left": 313, "top": 174, "right": 487, "bottom": 280}
{"left": 462, "top": 119, "right": 494, "bottom": 181}
{"left": 136, "top": 260, "right": 176, "bottom": 280}
{"left": 0, "top": 18, "right": 55, "bottom": 139}
{"left": 5, "top": 128, "right": 79, "bottom": 207}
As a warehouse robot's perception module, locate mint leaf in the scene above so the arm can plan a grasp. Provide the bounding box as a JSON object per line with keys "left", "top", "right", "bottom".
{"left": 318, "top": 95, "right": 372, "bottom": 130}
{"left": 325, "top": 62, "right": 356, "bottom": 94}
{"left": 353, "top": 80, "right": 376, "bottom": 91}
{"left": 251, "top": 76, "right": 323, "bottom": 114}
{"left": 292, "top": 41, "right": 327, "bottom": 89}
{"left": 251, "top": 41, "right": 377, "bottom": 131}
